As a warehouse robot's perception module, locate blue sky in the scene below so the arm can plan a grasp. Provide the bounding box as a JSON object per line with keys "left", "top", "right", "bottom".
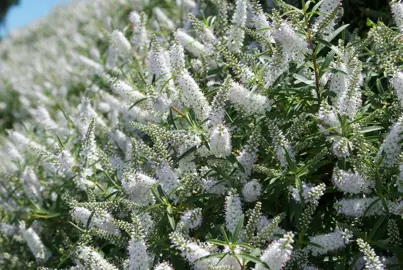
{"left": 1, "top": 0, "right": 68, "bottom": 36}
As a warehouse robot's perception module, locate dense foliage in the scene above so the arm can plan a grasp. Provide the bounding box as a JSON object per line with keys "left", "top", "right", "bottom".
{"left": 0, "top": 0, "right": 402, "bottom": 269}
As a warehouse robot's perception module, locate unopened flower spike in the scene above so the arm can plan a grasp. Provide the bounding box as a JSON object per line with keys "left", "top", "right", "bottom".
{"left": 356, "top": 239, "right": 385, "bottom": 270}
{"left": 312, "top": 0, "right": 342, "bottom": 39}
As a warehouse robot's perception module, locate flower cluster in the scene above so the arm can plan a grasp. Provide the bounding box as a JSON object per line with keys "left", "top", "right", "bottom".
{"left": 304, "top": 230, "right": 349, "bottom": 256}
{"left": 256, "top": 231, "right": 295, "bottom": 270}
{"left": 0, "top": 0, "right": 402, "bottom": 269}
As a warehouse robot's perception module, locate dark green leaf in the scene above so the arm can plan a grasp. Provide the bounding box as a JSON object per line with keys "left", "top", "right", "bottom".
{"left": 359, "top": 126, "right": 383, "bottom": 134}
{"left": 368, "top": 215, "right": 387, "bottom": 240}
{"left": 174, "top": 145, "right": 197, "bottom": 166}
{"left": 293, "top": 74, "right": 314, "bottom": 85}
{"left": 237, "top": 253, "right": 270, "bottom": 268}
{"left": 363, "top": 198, "right": 381, "bottom": 217}
{"left": 232, "top": 215, "right": 244, "bottom": 242}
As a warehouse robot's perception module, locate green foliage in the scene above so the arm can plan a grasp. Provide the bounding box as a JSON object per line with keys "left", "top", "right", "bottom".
{"left": 1, "top": 0, "right": 403, "bottom": 269}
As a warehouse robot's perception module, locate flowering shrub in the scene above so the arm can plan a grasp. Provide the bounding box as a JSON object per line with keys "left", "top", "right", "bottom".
{"left": 1, "top": 0, "right": 403, "bottom": 269}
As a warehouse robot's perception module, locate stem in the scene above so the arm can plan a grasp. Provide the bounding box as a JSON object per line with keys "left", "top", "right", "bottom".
{"left": 92, "top": 181, "right": 106, "bottom": 193}
{"left": 233, "top": 254, "right": 244, "bottom": 270}
{"left": 229, "top": 244, "right": 244, "bottom": 270}
{"left": 303, "top": 7, "right": 321, "bottom": 108}
{"left": 170, "top": 106, "right": 185, "bottom": 117}
{"left": 298, "top": 229, "right": 305, "bottom": 248}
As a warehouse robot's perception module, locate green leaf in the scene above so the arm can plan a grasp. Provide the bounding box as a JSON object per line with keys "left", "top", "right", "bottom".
{"left": 166, "top": 205, "right": 173, "bottom": 215}
{"left": 232, "top": 242, "right": 254, "bottom": 250}
{"left": 103, "top": 171, "right": 120, "bottom": 189}
{"left": 319, "top": 50, "right": 336, "bottom": 75}
{"left": 293, "top": 74, "right": 314, "bottom": 85}
{"left": 316, "top": 38, "right": 343, "bottom": 56}
{"left": 184, "top": 111, "right": 196, "bottom": 127}
{"left": 160, "top": 77, "right": 174, "bottom": 93}
{"left": 157, "top": 185, "right": 167, "bottom": 199}
{"left": 55, "top": 134, "right": 65, "bottom": 149}
{"left": 359, "top": 126, "right": 383, "bottom": 134}
{"left": 232, "top": 215, "right": 244, "bottom": 242}
{"left": 295, "top": 176, "right": 303, "bottom": 203}
{"left": 227, "top": 154, "right": 245, "bottom": 173}
{"left": 207, "top": 239, "right": 228, "bottom": 247}
{"left": 221, "top": 226, "right": 231, "bottom": 244}
{"left": 128, "top": 97, "right": 147, "bottom": 111}
{"left": 273, "top": 0, "right": 304, "bottom": 14}
{"left": 174, "top": 145, "right": 197, "bottom": 166}
{"left": 363, "top": 198, "right": 381, "bottom": 217}
{"left": 201, "top": 133, "right": 211, "bottom": 151}
{"left": 168, "top": 107, "right": 178, "bottom": 130}
{"left": 150, "top": 186, "right": 165, "bottom": 204}
{"left": 370, "top": 241, "right": 403, "bottom": 263}
{"left": 249, "top": 248, "right": 261, "bottom": 257}
{"left": 368, "top": 215, "right": 387, "bottom": 240}
{"left": 86, "top": 211, "right": 95, "bottom": 230}
{"left": 237, "top": 253, "right": 270, "bottom": 269}
{"left": 136, "top": 69, "right": 147, "bottom": 85}
{"left": 284, "top": 147, "right": 297, "bottom": 172}
{"left": 323, "top": 67, "right": 348, "bottom": 76}
{"left": 167, "top": 206, "right": 176, "bottom": 230}
{"left": 300, "top": 240, "right": 323, "bottom": 248}
{"left": 385, "top": 192, "right": 403, "bottom": 198}
{"left": 104, "top": 190, "right": 119, "bottom": 200}
{"left": 144, "top": 203, "right": 164, "bottom": 213}
{"left": 302, "top": 0, "right": 311, "bottom": 11}
{"left": 68, "top": 221, "right": 85, "bottom": 233}
{"left": 375, "top": 78, "right": 385, "bottom": 94}
{"left": 309, "top": 0, "right": 324, "bottom": 17}
{"left": 216, "top": 252, "right": 231, "bottom": 265}
{"left": 375, "top": 151, "right": 386, "bottom": 169}
{"left": 375, "top": 175, "right": 384, "bottom": 194}
{"left": 366, "top": 18, "right": 376, "bottom": 27}
{"left": 326, "top": 24, "right": 350, "bottom": 43}
{"left": 194, "top": 252, "right": 227, "bottom": 263}
{"left": 380, "top": 198, "right": 390, "bottom": 215}
{"left": 32, "top": 211, "right": 61, "bottom": 219}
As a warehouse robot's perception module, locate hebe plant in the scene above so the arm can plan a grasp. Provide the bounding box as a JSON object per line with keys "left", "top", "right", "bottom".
{"left": 0, "top": 0, "right": 403, "bottom": 269}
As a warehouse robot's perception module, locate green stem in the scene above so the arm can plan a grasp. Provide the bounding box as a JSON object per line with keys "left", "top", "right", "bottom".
{"left": 303, "top": 7, "right": 321, "bottom": 108}
{"left": 234, "top": 254, "right": 244, "bottom": 270}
